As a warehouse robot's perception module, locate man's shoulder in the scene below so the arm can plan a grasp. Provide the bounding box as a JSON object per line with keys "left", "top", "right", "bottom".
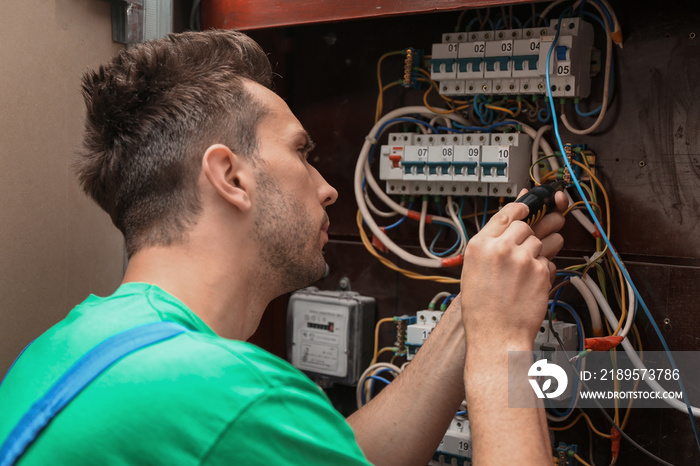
{"left": 138, "top": 330, "right": 307, "bottom": 391}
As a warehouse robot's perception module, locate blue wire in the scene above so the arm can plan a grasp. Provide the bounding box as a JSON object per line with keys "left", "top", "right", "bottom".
{"left": 368, "top": 375, "right": 392, "bottom": 386}
{"left": 429, "top": 197, "right": 468, "bottom": 257}
{"left": 458, "top": 196, "right": 470, "bottom": 243}
{"left": 574, "top": 10, "right": 616, "bottom": 118}
{"left": 575, "top": 101, "right": 601, "bottom": 117}
{"left": 429, "top": 200, "right": 448, "bottom": 255}
{"left": 473, "top": 95, "right": 485, "bottom": 122}
{"left": 466, "top": 17, "right": 480, "bottom": 31}
{"left": 592, "top": 0, "right": 614, "bottom": 31}
{"left": 577, "top": 0, "right": 588, "bottom": 15}
{"left": 384, "top": 216, "right": 407, "bottom": 230}
{"left": 383, "top": 200, "right": 413, "bottom": 231}
{"left": 481, "top": 197, "right": 489, "bottom": 228}
{"left": 545, "top": 11, "right": 700, "bottom": 452}
{"left": 580, "top": 9, "right": 605, "bottom": 30}
{"left": 362, "top": 369, "right": 396, "bottom": 405}
{"left": 451, "top": 121, "right": 520, "bottom": 133}
{"left": 376, "top": 117, "right": 439, "bottom": 137}
{"left": 452, "top": 122, "right": 490, "bottom": 133}
{"left": 437, "top": 126, "right": 462, "bottom": 133}
{"left": 494, "top": 16, "right": 522, "bottom": 31}
{"left": 429, "top": 222, "right": 462, "bottom": 256}
{"left": 537, "top": 107, "right": 551, "bottom": 122}
{"left": 442, "top": 294, "right": 458, "bottom": 306}
{"left": 473, "top": 95, "right": 495, "bottom": 125}
{"left": 485, "top": 120, "right": 520, "bottom": 131}
{"left": 546, "top": 293, "right": 584, "bottom": 418}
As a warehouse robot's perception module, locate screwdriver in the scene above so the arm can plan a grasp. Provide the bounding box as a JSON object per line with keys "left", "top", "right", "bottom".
{"left": 515, "top": 181, "right": 566, "bottom": 225}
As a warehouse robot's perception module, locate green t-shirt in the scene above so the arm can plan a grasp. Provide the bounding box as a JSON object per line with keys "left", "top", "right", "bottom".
{"left": 0, "top": 283, "right": 371, "bottom": 465}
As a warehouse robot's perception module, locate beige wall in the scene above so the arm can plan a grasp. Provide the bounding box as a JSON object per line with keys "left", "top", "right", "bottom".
{"left": 0, "top": 0, "right": 125, "bottom": 375}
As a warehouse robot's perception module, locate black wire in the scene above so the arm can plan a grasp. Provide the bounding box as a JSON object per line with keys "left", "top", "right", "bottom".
{"left": 509, "top": 5, "right": 513, "bottom": 29}
{"left": 547, "top": 324, "right": 676, "bottom": 466}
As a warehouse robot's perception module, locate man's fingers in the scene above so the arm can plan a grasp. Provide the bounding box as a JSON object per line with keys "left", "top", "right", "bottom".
{"left": 480, "top": 201, "right": 529, "bottom": 238}
{"left": 540, "top": 233, "right": 564, "bottom": 260}
{"left": 555, "top": 191, "right": 568, "bottom": 213}
{"left": 531, "top": 211, "right": 565, "bottom": 240}
{"left": 522, "top": 235, "right": 544, "bottom": 257}
{"left": 548, "top": 260, "right": 557, "bottom": 284}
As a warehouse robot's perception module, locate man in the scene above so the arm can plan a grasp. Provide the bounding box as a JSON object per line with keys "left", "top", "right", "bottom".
{"left": 0, "top": 30, "right": 565, "bottom": 465}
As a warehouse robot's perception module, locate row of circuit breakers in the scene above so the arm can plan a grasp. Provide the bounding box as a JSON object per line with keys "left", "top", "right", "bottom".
{"left": 430, "top": 17, "right": 594, "bottom": 97}
{"left": 380, "top": 131, "right": 531, "bottom": 197}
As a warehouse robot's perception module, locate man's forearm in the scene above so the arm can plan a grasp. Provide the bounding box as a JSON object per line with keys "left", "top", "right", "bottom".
{"left": 464, "top": 343, "right": 551, "bottom": 465}
{"left": 347, "top": 301, "right": 466, "bottom": 466}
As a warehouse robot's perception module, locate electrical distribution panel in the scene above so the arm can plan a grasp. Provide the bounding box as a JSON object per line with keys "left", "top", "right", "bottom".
{"left": 431, "top": 418, "right": 472, "bottom": 466}
{"left": 430, "top": 18, "right": 594, "bottom": 97}
{"left": 380, "top": 131, "right": 532, "bottom": 197}
{"left": 405, "top": 310, "right": 443, "bottom": 359}
{"left": 287, "top": 288, "right": 375, "bottom": 386}
{"left": 534, "top": 320, "right": 579, "bottom": 400}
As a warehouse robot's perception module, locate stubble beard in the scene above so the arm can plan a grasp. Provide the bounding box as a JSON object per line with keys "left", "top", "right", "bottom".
{"left": 251, "top": 171, "right": 326, "bottom": 295}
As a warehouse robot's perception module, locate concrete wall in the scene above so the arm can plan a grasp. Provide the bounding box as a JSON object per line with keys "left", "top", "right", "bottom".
{"left": 0, "top": 0, "right": 125, "bottom": 375}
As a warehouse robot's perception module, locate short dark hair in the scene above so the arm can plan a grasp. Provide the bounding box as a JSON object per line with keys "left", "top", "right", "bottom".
{"left": 76, "top": 30, "right": 272, "bottom": 256}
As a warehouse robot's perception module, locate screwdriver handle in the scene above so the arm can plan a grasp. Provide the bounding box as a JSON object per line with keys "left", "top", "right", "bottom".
{"left": 515, "top": 182, "right": 565, "bottom": 225}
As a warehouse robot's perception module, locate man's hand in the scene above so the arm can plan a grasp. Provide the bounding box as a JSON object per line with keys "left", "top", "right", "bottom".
{"left": 460, "top": 189, "right": 567, "bottom": 465}
{"left": 461, "top": 190, "right": 566, "bottom": 348}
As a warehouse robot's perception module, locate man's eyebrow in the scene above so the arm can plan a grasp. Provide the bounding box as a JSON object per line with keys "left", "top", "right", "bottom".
{"left": 297, "top": 130, "right": 316, "bottom": 153}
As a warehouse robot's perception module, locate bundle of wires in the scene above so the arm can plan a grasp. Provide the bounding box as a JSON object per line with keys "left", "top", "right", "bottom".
{"left": 541, "top": 5, "right": 700, "bottom": 462}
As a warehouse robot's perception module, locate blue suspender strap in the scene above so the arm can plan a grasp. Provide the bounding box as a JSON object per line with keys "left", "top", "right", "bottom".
{"left": 0, "top": 321, "right": 189, "bottom": 466}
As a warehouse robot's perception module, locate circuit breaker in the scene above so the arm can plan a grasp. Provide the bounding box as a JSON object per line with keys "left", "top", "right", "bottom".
{"left": 405, "top": 310, "right": 444, "bottom": 360}
{"left": 287, "top": 287, "right": 375, "bottom": 386}
{"left": 380, "top": 131, "right": 531, "bottom": 197}
{"left": 431, "top": 418, "right": 473, "bottom": 466}
{"left": 430, "top": 17, "right": 594, "bottom": 97}
{"left": 534, "top": 319, "right": 579, "bottom": 400}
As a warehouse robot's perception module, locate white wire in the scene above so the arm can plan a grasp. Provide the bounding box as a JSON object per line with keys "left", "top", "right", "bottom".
{"left": 573, "top": 0, "right": 621, "bottom": 47}
{"left": 355, "top": 106, "right": 469, "bottom": 268}
{"left": 445, "top": 196, "right": 467, "bottom": 255}
{"left": 364, "top": 188, "right": 399, "bottom": 218}
{"left": 429, "top": 115, "right": 452, "bottom": 129}
{"left": 570, "top": 276, "right": 603, "bottom": 336}
{"left": 560, "top": 1, "right": 613, "bottom": 135}
{"left": 582, "top": 275, "right": 700, "bottom": 417}
{"left": 620, "top": 277, "right": 635, "bottom": 338}
{"left": 420, "top": 199, "right": 443, "bottom": 260}
{"left": 539, "top": 0, "right": 568, "bottom": 25}
{"left": 429, "top": 291, "right": 453, "bottom": 307}
{"left": 356, "top": 362, "right": 402, "bottom": 409}
{"left": 546, "top": 353, "right": 586, "bottom": 423}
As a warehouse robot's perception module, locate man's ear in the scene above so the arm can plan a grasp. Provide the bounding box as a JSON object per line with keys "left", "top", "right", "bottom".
{"left": 202, "top": 144, "right": 252, "bottom": 212}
